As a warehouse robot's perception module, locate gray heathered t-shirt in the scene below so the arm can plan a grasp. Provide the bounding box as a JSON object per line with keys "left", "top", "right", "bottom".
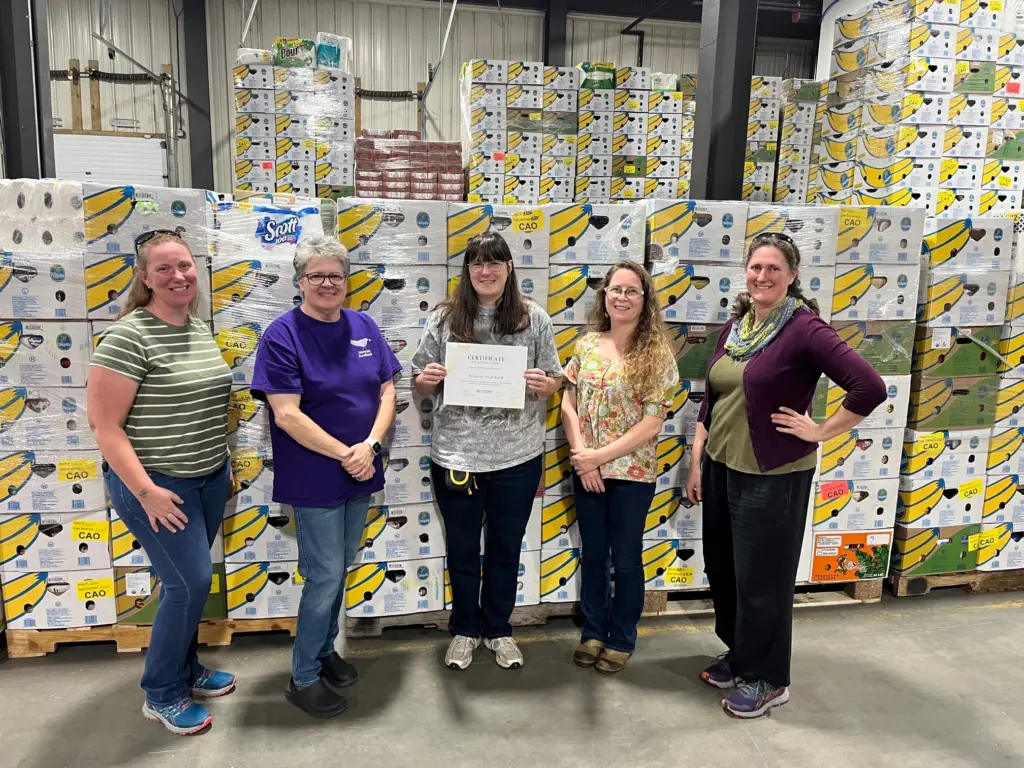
{"left": 411, "top": 301, "right": 563, "bottom": 473}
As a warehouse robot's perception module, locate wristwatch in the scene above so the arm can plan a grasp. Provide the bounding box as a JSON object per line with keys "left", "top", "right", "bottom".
{"left": 364, "top": 438, "right": 382, "bottom": 456}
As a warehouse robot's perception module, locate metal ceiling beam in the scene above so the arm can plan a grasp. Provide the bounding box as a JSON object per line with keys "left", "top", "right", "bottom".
{"left": 183, "top": 0, "right": 214, "bottom": 190}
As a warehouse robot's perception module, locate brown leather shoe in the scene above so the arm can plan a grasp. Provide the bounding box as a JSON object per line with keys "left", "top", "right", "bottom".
{"left": 595, "top": 649, "right": 631, "bottom": 675}
{"left": 573, "top": 639, "right": 604, "bottom": 668}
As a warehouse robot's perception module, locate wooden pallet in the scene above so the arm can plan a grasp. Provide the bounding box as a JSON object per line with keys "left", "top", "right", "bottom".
{"left": 347, "top": 601, "right": 578, "bottom": 638}
{"left": 641, "top": 579, "right": 883, "bottom": 618}
{"left": 888, "top": 568, "right": 1024, "bottom": 598}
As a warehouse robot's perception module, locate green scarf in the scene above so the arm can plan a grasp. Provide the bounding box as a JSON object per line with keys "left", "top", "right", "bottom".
{"left": 723, "top": 296, "right": 802, "bottom": 361}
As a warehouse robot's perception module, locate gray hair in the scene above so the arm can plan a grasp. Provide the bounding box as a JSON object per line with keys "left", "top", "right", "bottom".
{"left": 294, "top": 235, "right": 350, "bottom": 279}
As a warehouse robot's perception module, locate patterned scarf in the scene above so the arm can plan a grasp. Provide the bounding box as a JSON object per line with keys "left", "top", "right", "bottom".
{"left": 723, "top": 296, "right": 802, "bottom": 361}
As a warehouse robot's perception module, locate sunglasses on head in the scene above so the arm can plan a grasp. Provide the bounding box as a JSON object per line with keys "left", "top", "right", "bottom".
{"left": 134, "top": 229, "right": 182, "bottom": 253}
{"left": 758, "top": 231, "right": 795, "bottom": 246}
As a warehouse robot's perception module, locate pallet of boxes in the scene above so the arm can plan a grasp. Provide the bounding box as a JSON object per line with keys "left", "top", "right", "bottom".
{"left": 745, "top": 76, "right": 783, "bottom": 203}
{"left": 774, "top": 79, "right": 825, "bottom": 205}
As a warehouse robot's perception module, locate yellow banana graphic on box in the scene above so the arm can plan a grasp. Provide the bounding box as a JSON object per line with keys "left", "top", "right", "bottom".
{"left": 549, "top": 204, "right": 591, "bottom": 259}
{"left": 832, "top": 43, "right": 873, "bottom": 75}
{"left": 645, "top": 488, "right": 684, "bottom": 536}
{"left": 956, "top": 27, "right": 975, "bottom": 56}
{"left": 1, "top": 571, "right": 48, "bottom": 623}
{"left": 832, "top": 265, "right": 875, "bottom": 314}
{"left": 977, "top": 523, "right": 1013, "bottom": 567}
{"left": 922, "top": 219, "right": 971, "bottom": 269}
{"left": 821, "top": 136, "right": 858, "bottom": 162}
{"left": 543, "top": 442, "right": 572, "bottom": 493}
{"left": 85, "top": 255, "right": 134, "bottom": 315}
{"left": 821, "top": 164, "right": 857, "bottom": 192}
{"left": 997, "top": 380, "right": 1024, "bottom": 424}
{"left": 836, "top": 207, "right": 875, "bottom": 258}
{"left": 507, "top": 62, "right": 524, "bottom": 82}
{"left": 446, "top": 205, "right": 492, "bottom": 262}
{"left": 814, "top": 482, "right": 854, "bottom": 527}
{"left": 901, "top": 431, "right": 947, "bottom": 476}
{"left": 917, "top": 275, "right": 965, "bottom": 323}
{"left": 819, "top": 432, "right": 858, "bottom": 477}
{"left": 344, "top": 268, "right": 387, "bottom": 313}
{"left": 336, "top": 203, "right": 384, "bottom": 253}
{"left": 983, "top": 476, "right": 1020, "bottom": 520}
{"left": 656, "top": 436, "right": 686, "bottom": 476}
{"left": 0, "top": 514, "right": 39, "bottom": 566}
{"left": 542, "top": 495, "right": 577, "bottom": 547}
{"left": 540, "top": 549, "right": 580, "bottom": 598}
{"left": 999, "top": 34, "right": 1017, "bottom": 60}
{"left": 344, "top": 562, "right": 388, "bottom": 611}
{"left": 857, "top": 187, "right": 914, "bottom": 207}
{"left": 215, "top": 323, "right": 262, "bottom": 371}
{"left": 211, "top": 259, "right": 280, "bottom": 315}
{"left": 648, "top": 201, "right": 696, "bottom": 246}
{"left": 546, "top": 390, "right": 563, "bottom": 434}
{"left": 834, "top": 321, "right": 866, "bottom": 349}
{"left": 897, "top": 479, "right": 944, "bottom": 524}
{"left": 744, "top": 208, "right": 788, "bottom": 241}
{"left": 222, "top": 505, "right": 275, "bottom": 558}
{"left": 554, "top": 325, "right": 585, "bottom": 367}
{"left": 859, "top": 158, "right": 915, "bottom": 188}
{"left": 230, "top": 449, "right": 269, "bottom": 493}
{"left": 825, "top": 108, "right": 859, "bottom": 134}
{"left": 642, "top": 540, "right": 681, "bottom": 583}
{"left": 225, "top": 562, "right": 273, "bottom": 613}
{"left": 1006, "top": 277, "right": 1024, "bottom": 325}
{"left": 228, "top": 388, "right": 263, "bottom": 434}
{"left": 999, "top": 328, "right": 1024, "bottom": 374}
{"left": 909, "top": 378, "right": 955, "bottom": 422}
{"left": 989, "top": 429, "right": 1024, "bottom": 472}
{"left": 110, "top": 514, "right": 143, "bottom": 563}
{"left": 653, "top": 264, "right": 696, "bottom": 313}
{"left": 978, "top": 190, "right": 1006, "bottom": 216}
{"left": 0, "top": 386, "right": 28, "bottom": 433}
{"left": 893, "top": 527, "right": 939, "bottom": 568}
{"left": 994, "top": 66, "right": 1013, "bottom": 93}
{"left": 83, "top": 185, "right": 137, "bottom": 247}
{"left": 547, "top": 266, "right": 591, "bottom": 320}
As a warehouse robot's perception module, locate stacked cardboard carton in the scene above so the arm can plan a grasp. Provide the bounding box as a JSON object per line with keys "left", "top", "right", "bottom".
{"left": 576, "top": 62, "right": 616, "bottom": 203}
{"left": 775, "top": 79, "right": 825, "bottom": 205}
{"left": 744, "top": 77, "right": 783, "bottom": 203}
{"left": 356, "top": 130, "right": 463, "bottom": 201}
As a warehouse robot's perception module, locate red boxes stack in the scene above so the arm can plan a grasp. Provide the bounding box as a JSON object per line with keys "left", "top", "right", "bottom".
{"left": 354, "top": 131, "right": 464, "bottom": 200}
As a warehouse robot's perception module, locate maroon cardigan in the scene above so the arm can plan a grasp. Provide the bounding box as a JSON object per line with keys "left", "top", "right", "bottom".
{"left": 696, "top": 308, "right": 887, "bottom": 473}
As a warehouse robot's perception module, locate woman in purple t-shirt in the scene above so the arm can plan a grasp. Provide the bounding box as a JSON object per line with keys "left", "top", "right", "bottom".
{"left": 251, "top": 236, "right": 401, "bottom": 719}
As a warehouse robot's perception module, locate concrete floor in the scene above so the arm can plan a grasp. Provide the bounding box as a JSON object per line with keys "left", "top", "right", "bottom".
{"left": 2, "top": 590, "right": 1023, "bottom": 768}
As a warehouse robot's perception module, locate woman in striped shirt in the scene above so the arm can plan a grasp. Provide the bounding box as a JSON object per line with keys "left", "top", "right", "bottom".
{"left": 88, "top": 232, "right": 235, "bottom": 736}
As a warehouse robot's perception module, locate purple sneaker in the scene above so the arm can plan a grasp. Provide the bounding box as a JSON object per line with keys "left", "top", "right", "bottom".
{"left": 723, "top": 680, "right": 790, "bottom": 718}
{"left": 700, "top": 652, "right": 738, "bottom": 689}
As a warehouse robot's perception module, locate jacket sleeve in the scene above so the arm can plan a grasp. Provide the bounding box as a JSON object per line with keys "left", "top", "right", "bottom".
{"left": 803, "top": 314, "right": 887, "bottom": 417}
{"left": 696, "top": 319, "right": 732, "bottom": 426}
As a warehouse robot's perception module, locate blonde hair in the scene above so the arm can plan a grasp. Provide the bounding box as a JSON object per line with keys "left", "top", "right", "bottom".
{"left": 117, "top": 232, "right": 203, "bottom": 319}
{"left": 587, "top": 260, "right": 674, "bottom": 398}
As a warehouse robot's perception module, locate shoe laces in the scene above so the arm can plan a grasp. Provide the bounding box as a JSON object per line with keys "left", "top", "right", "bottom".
{"left": 491, "top": 637, "right": 519, "bottom": 652}
{"left": 737, "top": 679, "right": 772, "bottom": 699}
{"left": 159, "top": 697, "right": 194, "bottom": 719}
{"left": 193, "top": 667, "right": 212, "bottom": 686}
{"left": 451, "top": 635, "right": 477, "bottom": 653}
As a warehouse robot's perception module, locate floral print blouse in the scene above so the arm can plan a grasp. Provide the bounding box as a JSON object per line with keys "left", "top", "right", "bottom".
{"left": 564, "top": 332, "right": 679, "bottom": 482}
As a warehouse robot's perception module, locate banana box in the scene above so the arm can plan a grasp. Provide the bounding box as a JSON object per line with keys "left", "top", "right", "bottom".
{"left": 274, "top": 136, "right": 320, "bottom": 163}
{"left": 990, "top": 426, "right": 1024, "bottom": 475}
{"left": 547, "top": 202, "right": 646, "bottom": 264}
{"left": 613, "top": 90, "right": 649, "bottom": 113}
{"left": 782, "top": 100, "right": 821, "bottom": 127}
{"left": 997, "top": 377, "right": 1024, "bottom": 427}
{"left": 228, "top": 447, "right": 275, "bottom": 507}
{"left": 651, "top": 262, "right": 744, "bottom": 324}
{"left": 861, "top": 92, "right": 949, "bottom": 127}
{"left": 466, "top": 173, "right": 504, "bottom": 198}
{"left": 751, "top": 76, "right": 782, "bottom": 99}
{"left": 514, "top": 549, "right": 541, "bottom": 605}
{"left": 545, "top": 66, "right": 579, "bottom": 91}
{"left": 831, "top": 320, "right": 915, "bottom": 375}
{"left": 236, "top": 136, "right": 276, "bottom": 161}
{"left": 647, "top": 178, "right": 690, "bottom": 201}
{"left": 381, "top": 328, "right": 421, "bottom": 389}
{"left": 575, "top": 155, "right": 612, "bottom": 177}
{"left": 223, "top": 504, "right": 297, "bottom": 563}
{"left": 464, "top": 59, "right": 507, "bottom": 84}
{"left": 898, "top": 473, "right": 986, "bottom": 526}
{"left": 541, "top": 492, "right": 581, "bottom": 550}
{"left": 649, "top": 91, "right": 688, "bottom": 115}
{"left": 662, "top": 379, "right": 704, "bottom": 438}
{"left": 859, "top": 124, "right": 942, "bottom": 159}
{"left": 356, "top": 503, "right": 445, "bottom": 562}
{"left": 553, "top": 325, "right": 586, "bottom": 368}
{"left": 546, "top": 389, "right": 565, "bottom": 442}
{"left": 818, "top": 428, "right": 900, "bottom": 481}
{"left": 345, "top": 556, "right": 444, "bottom": 616}
{"left": 812, "top": 375, "right": 911, "bottom": 430}
{"left": 749, "top": 98, "right": 781, "bottom": 123}
{"left": 539, "top": 547, "right": 581, "bottom": 603}
{"left": 542, "top": 133, "right": 576, "bottom": 157}
{"left": 547, "top": 263, "right": 612, "bottom": 324}
{"left": 544, "top": 90, "right": 577, "bottom": 113}
{"left": 946, "top": 125, "right": 989, "bottom": 157}
{"left": 742, "top": 184, "right": 772, "bottom": 203}
{"left": 747, "top": 121, "right": 779, "bottom": 142}
{"left": 344, "top": 264, "right": 445, "bottom": 328}
{"left": 744, "top": 161, "right": 774, "bottom": 184}
{"left": 577, "top": 111, "right": 614, "bottom": 136}
{"left": 654, "top": 435, "right": 689, "bottom": 491}
{"left": 543, "top": 440, "right": 573, "bottom": 497}
{"left": 388, "top": 388, "right": 436, "bottom": 448}
{"left": 83, "top": 184, "right": 211, "bottom": 256}
{"left": 108, "top": 508, "right": 150, "bottom": 567}
{"left": 835, "top": 205, "right": 926, "bottom": 264}
{"left": 982, "top": 159, "right": 1024, "bottom": 190}
{"left": 783, "top": 122, "right": 819, "bottom": 148}
{"left": 86, "top": 253, "right": 210, "bottom": 321}
{"left": 468, "top": 128, "right": 507, "bottom": 154}
{"left": 647, "top": 114, "right": 684, "bottom": 139}
{"left": 644, "top": 487, "right": 701, "bottom": 540}
{"left": 275, "top": 160, "right": 315, "bottom": 194}
{"left": 643, "top": 157, "right": 680, "bottom": 180}
{"left": 811, "top": 478, "right": 899, "bottom": 531}
{"left": 0, "top": 510, "right": 109, "bottom": 572}
{"left": 227, "top": 385, "right": 271, "bottom": 449}
{"left": 822, "top": 101, "right": 860, "bottom": 135}
{"left": 446, "top": 203, "right": 548, "bottom": 268}
{"left": 647, "top": 200, "right": 747, "bottom": 263}
{"left": 611, "top": 134, "right": 646, "bottom": 157}
{"left": 940, "top": 189, "right": 984, "bottom": 218}
{"left": 370, "top": 445, "right": 433, "bottom": 506}
{"left": 909, "top": 374, "right": 1001, "bottom": 429}
{"left": 233, "top": 63, "right": 273, "bottom": 89}
{"left": 538, "top": 179, "right": 575, "bottom": 204}
{"left": 616, "top": 66, "right": 651, "bottom": 90}
{"left": 468, "top": 107, "right": 506, "bottom": 131}
{"left": 505, "top": 131, "right": 544, "bottom": 160}
{"left": 916, "top": 269, "right": 1010, "bottom": 327}
{"left": 902, "top": 427, "right": 990, "bottom": 481}
{"left": 810, "top": 530, "right": 892, "bottom": 582}
{"left": 506, "top": 85, "right": 542, "bottom": 110}
{"left": 957, "top": 28, "right": 1001, "bottom": 63}
{"left": 273, "top": 66, "right": 315, "bottom": 91}
{"left": 573, "top": 176, "right": 613, "bottom": 202}
{"left": 667, "top": 323, "right": 722, "bottom": 380}
{"left": 949, "top": 93, "right": 995, "bottom": 125}
{"left": 643, "top": 539, "right": 707, "bottom": 591}
{"left": 0, "top": 320, "right": 89, "bottom": 388}
{"left": 939, "top": 158, "right": 983, "bottom": 188}
{"left": 978, "top": 189, "right": 1023, "bottom": 215}
{"left": 890, "top": 522, "right": 982, "bottom": 575}
{"left": 982, "top": 474, "right": 1024, "bottom": 527}
{"left": 643, "top": 134, "right": 681, "bottom": 157}
{"left": 215, "top": 319, "right": 267, "bottom": 386}
{"left": 774, "top": 162, "right": 810, "bottom": 189}
{"left": 577, "top": 88, "right": 614, "bottom": 112}
{"left": 462, "top": 82, "right": 507, "bottom": 109}
{"left": 234, "top": 87, "right": 274, "bottom": 113}
{"left": 1, "top": 568, "right": 116, "bottom": 628}
{"left": 680, "top": 139, "right": 694, "bottom": 160}
{"left": 905, "top": 57, "right": 957, "bottom": 92}
{"left": 235, "top": 159, "right": 276, "bottom": 186}
{"left": 999, "top": 324, "right": 1024, "bottom": 378}
{"left": 541, "top": 157, "right": 576, "bottom": 180}
{"left": 831, "top": 263, "right": 919, "bottom": 321}
{"left": 744, "top": 203, "right": 840, "bottom": 267}
{"left": 612, "top": 113, "right": 647, "bottom": 138}
{"left": 0, "top": 386, "right": 95, "bottom": 451}
{"left": 858, "top": 155, "right": 934, "bottom": 189}
{"left": 504, "top": 176, "right": 541, "bottom": 205}
{"left": 115, "top": 564, "right": 226, "bottom": 624}
{"left": 977, "top": 523, "right": 1024, "bottom": 569}
{"left": 210, "top": 256, "right": 299, "bottom": 326}
{"left": 226, "top": 560, "right": 302, "bottom": 619}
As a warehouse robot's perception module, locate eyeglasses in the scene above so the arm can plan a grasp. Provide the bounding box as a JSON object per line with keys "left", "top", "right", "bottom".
{"left": 606, "top": 286, "right": 644, "bottom": 300}
{"left": 303, "top": 272, "right": 346, "bottom": 286}
{"left": 757, "top": 231, "right": 795, "bottom": 246}
{"left": 134, "top": 229, "right": 181, "bottom": 254}
{"left": 468, "top": 260, "right": 507, "bottom": 273}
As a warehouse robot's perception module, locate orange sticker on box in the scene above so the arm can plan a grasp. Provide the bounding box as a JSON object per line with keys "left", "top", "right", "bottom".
{"left": 819, "top": 481, "right": 850, "bottom": 501}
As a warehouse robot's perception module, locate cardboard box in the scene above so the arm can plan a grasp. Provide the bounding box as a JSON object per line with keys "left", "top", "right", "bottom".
{"left": 981, "top": 474, "right": 1024, "bottom": 528}
{"left": 830, "top": 320, "right": 915, "bottom": 375}
{"left": 228, "top": 447, "right": 275, "bottom": 507}
{"left": 901, "top": 428, "right": 991, "bottom": 481}
{"left": 643, "top": 486, "right": 701, "bottom": 540}
{"left": 1, "top": 568, "right": 116, "bottom": 628}
{"left": 543, "top": 440, "right": 573, "bottom": 497}
{"left": 999, "top": 324, "right": 1024, "bottom": 378}
{"left": 543, "top": 89, "right": 577, "bottom": 113}
{"left": 109, "top": 508, "right": 150, "bottom": 567}
{"left": 334, "top": 199, "right": 448, "bottom": 266}
{"left": 0, "top": 320, "right": 87, "bottom": 387}
{"left": 977, "top": 523, "right": 1024, "bottom": 570}
{"left": 209, "top": 255, "right": 299, "bottom": 327}
{"left": 482, "top": 498, "right": 543, "bottom": 553}
{"left": 464, "top": 59, "right": 507, "bottom": 84}
{"left": 0, "top": 510, "right": 110, "bottom": 572}
{"left": 547, "top": 263, "right": 611, "bottom": 324}
{"left": 467, "top": 128, "right": 507, "bottom": 154}
{"left": 235, "top": 112, "right": 276, "bottom": 139}
{"left": 345, "top": 556, "right": 444, "bottom": 616}
{"left": 115, "top": 564, "right": 226, "bottom": 624}
{"left": 539, "top": 547, "right": 581, "bottom": 603}
{"left": 613, "top": 90, "right": 649, "bottom": 113}
{"left": 357, "top": 503, "right": 445, "bottom": 562}
{"left": 830, "top": 263, "right": 920, "bottom": 322}
{"left": 611, "top": 134, "right": 646, "bottom": 157}
{"left": 922, "top": 217, "right": 1014, "bottom": 274}
{"left": 989, "top": 427, "right": 1024, "bottom": 476}
{"left": 214, "top": 319, "right": 266, "bottom": 386}
{"left": 0, "top": 251, "right": 87, "bottom": 320}
{"left": 647, "top": 200, "right": 747, "bottom": 263}
{"left": 538, "top": 179, "right": 576, "bottom": 205}
{"left": 226, "top": 560, "right": 302, "bottom": 618}
{"left": 540, "top": 156, "right": 576, "bottom": 180}
{"left": 234, "top": 87, "right": 275, "bottom": 114}
{"left": 812, "top": 374, "right": 910, "bottom": 430}
{"left": 577, "top": 110, "right": 614, "bottom": 136}
{"left": 577, "top": 88, "right": 614, "bottom": 113}
{"left": 643, "top": 539, "right": 708, "bottom": 591}
{"left": 503, "top": 175, "right": 541, "bottom": 205}
{"left": 650, "top": 262, "right": 743, "bottom": 324}
{"left": 223, "top": 504, "right": 297, "bottom": 563}
{"left": 908, "top": 374, "right": 1000, "bottom": 429}
{"left": 649, "top": 91, "right": 689, "bottom": 115}
{"left": 979, "top": 189, "right": 1023, "bottom": 216}
{"left": 0, "top": 386, "right": 94, "bottom": 452}
{"left": 818, "top": 428, "right": 900, "bottom": 481}
{"left": 506, "top": 84, "right": 542, "bottom": 110}
{"left": 388, "top": 388, "right": 436, "bottom": 449}
{"left": 996, "top": 377, "right": 1024, "bottom": 427}
{"left": 83, "top": 184, "right": 210, "bottom": 256}
{"left": 227, "top": 385, "right": 271, "bottom": 450}
{"left": 515, "top": 549, "right": 541, "bottom": 606}
{"left": 911, "top": 325, "right": 1002, "bottom": 377}
{"left": 541, "top": 492, "right": 581, "bottom": 550}
{"left": 371, "top": 445, "right": 433, "bottom": 506}
{"left": 668, "top": 323, "right": 724, "bottom": 380}
{"left": 655, "top": 435, "right": 689, "bottom": 491}
{"left": 916, "top": 269, "right": 1010, "bottom": 327}
{"left": 811, "top": 478, "right": 898, "bottom": 532}
{"left": 445, "top": 203, "right": 549, "bottom": 269}
{"left": 945, "top": 125, "right": 988, "bottom": 157}
{"left": 890, "top": 522, "right": 982, "bottom": 575}
{"left": 544, "top": 66, "right": 580, "bottom": 91}
{"left": 811, "top": 530, "right": 892, "bottom": 582}
{"left": 982, "top": 159, "right": 1024, "bottom": 190}
{"left": 662, "top": 379, "right": 704, "bottom": 438}
{"left": 343, "top": 264, "right": 445, "bottom": 328}
{"left": 897, "top": 474, "right": 985, "bottom": 527}
{"left": 86, "top": 253, "right": 210, "bottom": 322}
{"left": 0, "top": 451, "right": 105, "bottom": 513}
{"left": 834, "top": 205, "right": 926, "bottom": 264}
{"left": 233, "top": 63, "right": 274, "bottom": 89}
{"left": 463, "top": 82, "right": 507, "bottom": 110}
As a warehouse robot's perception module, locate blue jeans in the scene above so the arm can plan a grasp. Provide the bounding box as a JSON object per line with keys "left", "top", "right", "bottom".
{"left": 573, "top": 475, "right": 655, "bottom": 653}
{"left": 292, "top": 496, "right": 370, "bottom": 687}
{"left": 105, "top": 461, "right": 230, "bottom": 706}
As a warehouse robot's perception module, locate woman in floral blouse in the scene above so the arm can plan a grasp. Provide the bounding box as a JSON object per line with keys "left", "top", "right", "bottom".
{"left": 561, "top": 260, "right": 678, "bottom": 674}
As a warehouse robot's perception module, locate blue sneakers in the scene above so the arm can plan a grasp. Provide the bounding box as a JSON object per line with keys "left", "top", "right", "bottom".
{"left": 142, "top": 698, "right": 213, "bottom": 735}
{"left": 191, "top": 667, "right": 237, "bottom": 698}
{"left": 700, "top": 652, "right": 738, "bottom": 689}
{"left": 723, "top": 679, "right": 790, "bottom": 718}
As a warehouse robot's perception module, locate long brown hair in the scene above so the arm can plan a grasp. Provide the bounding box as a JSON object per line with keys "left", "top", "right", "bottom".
{"left": 117, "top": 232, "right": 203, "bottom": 319}
{"left": 732, "top": 232, "right": 820, "bottom": 320}
{"left": 588, "top": 260, "right": 674, "bottom": 398}
{"left": 438, "top": 231, "right": 531, "bottom": 342}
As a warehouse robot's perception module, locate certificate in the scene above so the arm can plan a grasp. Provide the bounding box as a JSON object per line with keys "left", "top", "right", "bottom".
{"left": 444, "top": 342, "right": 528, "bottom": 409}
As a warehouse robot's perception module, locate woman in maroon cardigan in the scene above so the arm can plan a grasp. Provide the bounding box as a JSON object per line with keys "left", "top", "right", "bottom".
{"left": 685, "top": 232, "right": 885, "bottom": 719}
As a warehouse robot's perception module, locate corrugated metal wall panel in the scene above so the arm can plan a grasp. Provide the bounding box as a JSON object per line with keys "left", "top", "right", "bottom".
{"left": 206, "top": 0, "right": 544, "bottom": 193}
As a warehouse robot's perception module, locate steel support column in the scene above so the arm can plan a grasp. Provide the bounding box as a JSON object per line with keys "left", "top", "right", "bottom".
{"left": 0, "top": 0, "right": 55, "bottom": 179}
{"left": 182, "top": 0, "right": 214, "bottom": 190}
{"left": 545, "top": 0, "right": 568, "bottom": 67}
{"left": 690, "top": 0, "right": 757, "bottom": 200}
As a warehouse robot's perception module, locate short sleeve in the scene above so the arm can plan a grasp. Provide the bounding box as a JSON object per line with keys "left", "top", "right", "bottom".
{"left": 371, "top": 319, "right": 403, "bottom": 383}
{"left": 411, "top": 309, "right": 444, "bottom": 374}
{"left": 90, "top": 322, "right": 148, "bottom": 383}
{"left": 250, "top": 319, "right": 303, "bottom": 399}
{"left": 643, "top": 357, "right": 681, "bottom": 419}
{"left": 564, "top": 332, "right": 591, "bottom": 386}
{"left": 532, "top": 307, "right": 564, "bottom": 378}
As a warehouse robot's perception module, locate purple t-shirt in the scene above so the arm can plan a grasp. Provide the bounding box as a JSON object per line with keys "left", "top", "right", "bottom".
{"left": 250, "top": 307, "right": 402, "bottom": 507}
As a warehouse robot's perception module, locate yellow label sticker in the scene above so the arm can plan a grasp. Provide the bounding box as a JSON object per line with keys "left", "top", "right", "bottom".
{"left": 917, "top": 432, "right": 945, "bottom": 453}
{"left": 956, "top": 61, "right": 970, "bottom": 75}
{"left": 71, "top": 519, "right": 108, "bottom": 542}
{"left": 467, "top": 194, "right": 483, "bottom": 203}
{"left": 941, "top": 158, "right": 960, "bottom": 178}
{"left": 624, "top": 164, "right": 637, "bottom": 174}
{"left": 57, "top": 459, "right": 98, "bottom": 483}
{"left": 77, "top": 576, "right": 114, "bottom": 602}
{"left": 992, "top": 0, "right": 1004, "bottom": 10}
{"left": 959, "top": 477, "right": 984, "bottom": 500}
{"left": 998, "top": 175, "right": 1013, "bottom": 188}
{"left": 968, "top": 531, "right": 999, "bottom": 551}
{"left": 840, "top": 207, "right": 868, "bottom": 233}
{"left": 503, "top": 195, "right": 519, "bottom": 205}
{"left": 907, "top": 93, "right": 924, "bottom": 110}
{"left": 211, "top": 574, "right": 221, "bottom": 594}
{"left": 664, "top": 566, "right": 695, "bottom": 586}
{"left": 511, "top": 210, "right": 544, "bottom": 232}
{"left": 623, "top": 189, "right": 637, "bottom": 198}
{"left": 529, "top": 112, "right": 542, "bottom": 121}
{"left": 294, "top": 566, "right": 305, "bottom": 585}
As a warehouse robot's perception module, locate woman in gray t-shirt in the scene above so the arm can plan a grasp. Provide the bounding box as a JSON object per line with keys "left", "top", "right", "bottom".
{"left": 413, "top": 232, "right": 562, "bottom": 672}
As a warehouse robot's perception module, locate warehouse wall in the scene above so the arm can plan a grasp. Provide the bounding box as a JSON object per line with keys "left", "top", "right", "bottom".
{"left": 47, "top": 0, "right": 192, "bottom": 186}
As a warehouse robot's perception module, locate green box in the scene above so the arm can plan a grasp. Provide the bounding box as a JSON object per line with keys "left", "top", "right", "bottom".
{"left": 612, "top": 156, "right": 647, "bottom": 178}
{"left": 678, "top": 74, "right": 698, "bottom": 96}
{"left": 115, "top": 565, "right": 227, "bottom": 625}
{"left": 670, "top": 324, "right": 723, "bottom": 380}
{"left": 954, "top": 61, "right": 997, "bottom": 95}
{"left": 506, "top": 108, "right": 545, "bottom": 134}
{"left": 541, "top": 111, "right": 577, "bottom": 136}
{"left": 908, "top": 375, "right": 1000, "bottom": 430}
{"left": 891, "top": 523, "right": 982, "bottom": 576}
{"left": 832, "top": 320, "right": 915, "bottom": 376}
{"left": 987, "top": 129, "right": 1024, "bottom": 159}
{"left": 912, "top": 326, "right": 1002, "bottom": 377}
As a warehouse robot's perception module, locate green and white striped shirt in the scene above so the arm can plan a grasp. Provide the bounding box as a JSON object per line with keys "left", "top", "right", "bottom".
{"left": 91, "top": 308, "right": 232, "bottom": 478}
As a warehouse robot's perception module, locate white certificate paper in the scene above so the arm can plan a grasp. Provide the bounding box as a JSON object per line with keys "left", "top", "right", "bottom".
{"left": 444, "top": 342, "right": 528, "bottom": 409}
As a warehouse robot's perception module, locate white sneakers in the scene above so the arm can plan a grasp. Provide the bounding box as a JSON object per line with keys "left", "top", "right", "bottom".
{"left": 445, "top": 635, "right": 524, "bottom": 670}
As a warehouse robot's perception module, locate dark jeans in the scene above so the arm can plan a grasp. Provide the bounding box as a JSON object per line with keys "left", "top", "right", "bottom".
{"left": 573, "top": 475, "right": 655, "bottom": 653}
{"left": 701, "top": 457, "right": 813, "bottom": 689}
{"left": 431, "top": 454, "right": 542, "bottom": 639}
{"left": 105, "top": 461, "right": 230, "bottom": 706}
